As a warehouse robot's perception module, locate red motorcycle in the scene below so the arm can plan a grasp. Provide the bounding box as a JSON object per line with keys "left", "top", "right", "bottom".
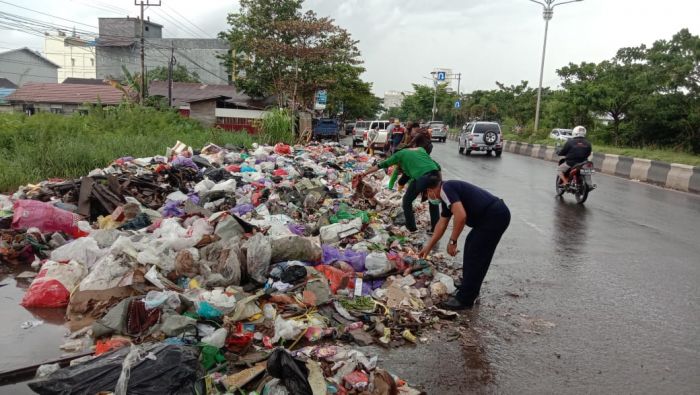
{"left": 556, "top": 158, "right": 596, "bottom": 204}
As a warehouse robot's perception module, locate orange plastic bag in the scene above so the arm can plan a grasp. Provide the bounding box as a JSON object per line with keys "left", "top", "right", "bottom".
{"left": 315, "top": 265, "right": 354, "bottom": 294}
{"left": 95, "top": 337, "right": 132, "bottom": 356}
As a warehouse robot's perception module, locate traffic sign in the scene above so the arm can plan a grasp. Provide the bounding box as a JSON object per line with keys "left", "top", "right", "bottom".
{"left": 314, "top": 89, "right": 327, "bottom": 110}
{"left": 454, "top": 100, "right": 461, "bottom": 109}
{"left": 436, "top": 71, "right": 446, "bottom": 81}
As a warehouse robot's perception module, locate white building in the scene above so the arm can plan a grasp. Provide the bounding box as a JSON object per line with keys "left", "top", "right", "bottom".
{"left": 44, "top": 31, "right": 97, "bottom": 82}
{"left": 383, "top": 90, "right": 405, "bottom": 109}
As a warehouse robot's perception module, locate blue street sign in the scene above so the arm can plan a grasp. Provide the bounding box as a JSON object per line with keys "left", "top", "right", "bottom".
{"left": 454, "top": 100, "right": 461, "bottom": 109}
{"left": 315, "top": 90, "right": 328, "bottom": 105}
{"left": 436, "top": 71, "right": 446, "bottom": 81}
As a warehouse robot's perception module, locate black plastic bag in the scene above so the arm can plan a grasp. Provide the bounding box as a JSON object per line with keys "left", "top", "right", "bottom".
{"left": 280, "top": 265, "right": 308, "bottom": 284}
{"left": 266, "top": 348, "right": 312, "bottom": 395}
{"left": 28, "top": 344, "right": 202, "bottom": 395}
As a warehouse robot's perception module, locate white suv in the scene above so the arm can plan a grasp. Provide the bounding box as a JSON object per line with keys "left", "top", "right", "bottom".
{"left": 458, "top": 122, "right": 503, "bottom": 157}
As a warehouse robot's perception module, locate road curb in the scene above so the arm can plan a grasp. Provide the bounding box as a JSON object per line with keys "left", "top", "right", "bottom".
{"left": 502, "top": 140, "right": 699, "bottom": 194}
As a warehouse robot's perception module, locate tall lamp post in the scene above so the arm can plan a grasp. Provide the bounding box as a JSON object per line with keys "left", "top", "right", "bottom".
{"left": 430, "top": 71, "right": 438, "bottom": 122}
{"left": 529, "top": 0, "right": 583, "bottom": 133}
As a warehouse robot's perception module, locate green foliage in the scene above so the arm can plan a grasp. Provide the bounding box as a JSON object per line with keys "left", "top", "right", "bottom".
{"left": 0, "top": 106, "right": 256, "bottom": 192}
{"left": 219, "top": 0, "right": 376, "bottom": 116}
{"left": 258, "top": 108, "right": 295, "bottom": 144}
{"left": 147, "top": 65, "right": 201, "bottom": 83}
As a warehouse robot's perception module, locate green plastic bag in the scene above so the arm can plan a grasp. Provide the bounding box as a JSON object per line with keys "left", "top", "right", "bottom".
{"left": 200, "top": 344, "right": 226, "bottom": 370}
{"left": 330, "top": 204, "right": 369, "bottom": 224}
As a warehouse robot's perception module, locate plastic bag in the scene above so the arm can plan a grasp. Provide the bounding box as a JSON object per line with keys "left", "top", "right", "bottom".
{"left": 267, "top": 348, "right": 313, "bottom": 395}
{"left": 21, "top": 260, "right": 87, "bottom": 308}
{"left": 196, "top": 301, "right": 223, "bottom": 320}
{"left": 246, "top": 233, "right": 271, "bottom": 284}
{"left": 143, "top": 290, "right": 181, "bottom": 310}
{"left": 271, "top": 316, "right": 306, "bottom": 344}
{"left": 202, "top": 327, "right": 228, "bottom": 348}
{"left": 322, "top": 245, "right": 367, "bottom": 272}
{"left": 50, "top": 237, "right": 108, "bottom": 269}
{"left": 315, "top": 265, "right": 354, "bottom": 294}
{"left": 330, "top": 204, "right": 370, "bottom": 224}
{"left": 28, "top": 343, "right": 201, "bottom": 395}
{"left": 12, "top": 200, "right": 86, "bottom": 238}
{"left": 270, "top": 236, "right": 322, "bottom": 264}
{"left": 365, "top": 252, "right": 393, "bottom": 277}
{"left": 273, "top": 143, "right": 292, "bottom": 155}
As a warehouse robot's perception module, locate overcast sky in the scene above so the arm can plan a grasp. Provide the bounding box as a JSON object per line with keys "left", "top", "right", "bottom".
{"left": 2, "top": 0, "right": 699, "bottom": 95}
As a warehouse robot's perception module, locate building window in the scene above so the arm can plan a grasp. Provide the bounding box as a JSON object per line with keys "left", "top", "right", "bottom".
{"left": 145, "top": 26, "right": 149, "bottom": 32}
{"left": 50, "top": 108, "right": 63, "bottom": 114}
{"left": 71, "top": 58, "right": 75, "bottom": 66}
{"left": 90, "top": 58, "right": 94, "bottom": 66}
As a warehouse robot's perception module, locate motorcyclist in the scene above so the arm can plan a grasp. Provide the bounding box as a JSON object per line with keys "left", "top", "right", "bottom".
{"left": 557, "top": 125, "right": 592, "bottom": 186}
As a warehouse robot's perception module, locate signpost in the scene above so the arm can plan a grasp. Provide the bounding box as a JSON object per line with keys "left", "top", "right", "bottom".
{"left": 314, "top": 90, "right": 327, "bottom": 110}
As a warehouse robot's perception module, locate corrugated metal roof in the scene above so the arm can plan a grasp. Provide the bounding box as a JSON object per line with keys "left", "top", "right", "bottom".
{"left": 148, "top": 81, "right": 275, "bottom": 108}
{"left": 6, "top": 83, "right": 125, "bottom": 105}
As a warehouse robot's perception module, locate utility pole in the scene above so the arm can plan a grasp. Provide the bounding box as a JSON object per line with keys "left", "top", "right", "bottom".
{"left": 136, "top": 0, "right": 161, "bottom": 105}
{"left": 455, "top": 73, "right": 461, "bottom": 97}
{"left": 529, "top": 0, "right": 583, "bottom": 132}
{"left": 430, "top": 71, "right": 437, "bottom": 122}
{"left": 168, "top": 41, "right": 175, "bottom": 107}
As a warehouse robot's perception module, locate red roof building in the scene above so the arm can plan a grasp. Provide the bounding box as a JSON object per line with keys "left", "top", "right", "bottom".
{"left": 6, "top": 82, "right": 126, "bottom": 114}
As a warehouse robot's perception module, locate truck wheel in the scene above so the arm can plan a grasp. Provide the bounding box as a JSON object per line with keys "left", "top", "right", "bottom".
{"left": 465, "top": 149, "right": 472, "bottom": 155}
{"left": 495, "top": 150, "right": 502, "bottom": 157}
{"left": 458, "top": 146, "right": 464, "bottom": 154}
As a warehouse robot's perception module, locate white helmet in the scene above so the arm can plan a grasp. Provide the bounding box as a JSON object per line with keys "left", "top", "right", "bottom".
{"left": 572, "top": 125, "right": 587, "bottom": 137}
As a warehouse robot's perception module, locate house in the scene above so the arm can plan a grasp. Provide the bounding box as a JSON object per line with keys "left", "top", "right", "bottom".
{"left": 44, "top": 31, "right": 97, "bottom": 81}
{"left": 5, "top": 83, "right": 125, "bottom": 115}
{"left": 95, "top": 17, "right": 229, "bottom": 85}
{"left": 0, "top": 78, "right": 18, "bottom": 113}
{"left": 0, "top": 47, "right": 60, "bottom": 86}
{"left": 148, "top": 81, "right": 276, "bottom": 132}
{"left": 62, "top": 77, "right": 109, "bottom": 85}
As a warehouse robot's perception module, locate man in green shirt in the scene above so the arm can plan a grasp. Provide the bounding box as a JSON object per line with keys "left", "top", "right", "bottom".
{"left": 356, "top": 147, "right": 441, "bottom": 233}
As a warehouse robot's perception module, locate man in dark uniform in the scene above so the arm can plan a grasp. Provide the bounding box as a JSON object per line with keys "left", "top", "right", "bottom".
{"left": 419, "top": 176, "right": 511, "bottom": 310}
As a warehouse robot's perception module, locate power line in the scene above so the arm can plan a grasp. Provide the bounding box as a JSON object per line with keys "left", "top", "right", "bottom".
{"left": 164, "top": 4, "right": 212, "bottom": 38}
{"left": 174, "top": 49, "right": 228, "bottom": 83}
{"left": 152, "top": 8, "right": 203, "bottom": 39}
{"left": 0, "top": 0, "right": 98, "bottom": 29}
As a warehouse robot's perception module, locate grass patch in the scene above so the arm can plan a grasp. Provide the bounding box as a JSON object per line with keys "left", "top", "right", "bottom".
{"left": 0, "top": 105, "right": 261, "bottom": 192}
{"left": 502, "top": 133, "right": 700, "bottom": 167}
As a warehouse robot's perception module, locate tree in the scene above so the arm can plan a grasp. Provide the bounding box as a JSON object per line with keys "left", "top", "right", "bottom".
{"left": 219, "top": 0, "right": 365, "bottom": 111}
{"left": 325, "top": 64, "right": 381, "bottom": 121}
{"left": 147, "top": 65, "right": 201, "bottom": 83}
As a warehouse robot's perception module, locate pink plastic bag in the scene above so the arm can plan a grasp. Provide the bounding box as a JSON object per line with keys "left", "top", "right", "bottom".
{"left": 21, "top": 260, "right": 87, "bottom": 308}
{"left": 12, "top": 200, "right": 86, "bottom": 238}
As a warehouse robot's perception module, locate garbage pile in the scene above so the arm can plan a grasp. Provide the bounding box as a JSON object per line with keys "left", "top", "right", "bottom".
{"left": 0, "top": 140, "right": 459, "bottom": 394}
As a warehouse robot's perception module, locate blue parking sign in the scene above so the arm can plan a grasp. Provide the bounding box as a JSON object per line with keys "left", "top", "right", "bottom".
{"left": 437, "top": 71, "right": 446, "bottom": 81}
{"left": 454, "top": 100, "right": 461, "bottom": 109}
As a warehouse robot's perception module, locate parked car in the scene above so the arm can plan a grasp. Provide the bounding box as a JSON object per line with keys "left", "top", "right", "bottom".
{"left": 458, "top": 121, "right": 503, "bottom": 156}
{"left": 550, "top": 128, "right": 573, "bottom": 141}
{"left": 312, "top": 118, "right": 340, "bottom": 141}
{"left": 427, "top": 121, "right": 448, "bottom": 142}
{"left": 352, "top": 121, "right": 370, "bottom": 146}
{"left": 344, "top": 122, "right": 355, "bottom": 135}
{"left": 363, "top": 120, "right": 391, "bottom": 151}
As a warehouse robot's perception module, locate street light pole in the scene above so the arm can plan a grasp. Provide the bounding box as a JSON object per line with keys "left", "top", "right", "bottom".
{"left": 430, "top": 71, "right": 438, "bottom": 122}
{"left": 529, "top": 0, "right": 583, "bottom": 133}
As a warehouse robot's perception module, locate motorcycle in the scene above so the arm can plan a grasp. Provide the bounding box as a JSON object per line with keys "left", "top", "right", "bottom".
{"left": 556, "top": 158, "right": 596, "bottom": 203}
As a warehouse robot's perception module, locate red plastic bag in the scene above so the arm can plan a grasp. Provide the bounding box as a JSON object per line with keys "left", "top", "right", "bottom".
{"left": 273, "top": 143, "right": 292, "bottom": 155}
{"left": 272, "top": 168, "right": 288, "bottom": 177}
{"left": 21, "top": 260, "right": 87, "bottom": 308}
{"left": 12, "top": 200, "right": 86, "bottom": 238}
{"left": 316, "top": 265, "right": 354, "bottom": 294}
{"left": 226, "top": 164, "right": 241, "bottom": 173}
{"left": 95, "top": 338, "right": 132, "bottom": 356}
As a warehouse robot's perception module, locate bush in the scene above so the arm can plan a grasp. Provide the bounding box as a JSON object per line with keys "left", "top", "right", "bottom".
{"left": 258, "top": 108, "right": 295, "bottom": 145}
{"left": 0, "top": 105, "right": 258, "bottom": 192}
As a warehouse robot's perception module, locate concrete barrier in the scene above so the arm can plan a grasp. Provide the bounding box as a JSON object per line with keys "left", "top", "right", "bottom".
{"left": 501, "top": 140, "right": 698, "bottom": 194}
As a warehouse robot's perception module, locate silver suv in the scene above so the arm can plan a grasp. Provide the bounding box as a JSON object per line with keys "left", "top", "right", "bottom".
{"left": 352, "top": 121, "right": 370, "bottom": 147}
{"left": 427, "top": 121, "right": 448, "bottom": 142}
{"left": 458, "top": 122, "right": 503, "bottom": 157}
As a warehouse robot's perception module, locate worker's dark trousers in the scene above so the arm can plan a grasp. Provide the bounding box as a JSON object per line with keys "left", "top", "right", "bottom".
{"left": 457, "top": 200, "right": 511, "bottom": 305}
{"left": 402, "top": 171, "right": 440, "bottom": 232}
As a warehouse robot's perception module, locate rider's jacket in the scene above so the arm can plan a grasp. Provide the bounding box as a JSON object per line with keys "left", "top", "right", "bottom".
{"left": 558, "top": 137, "right": 592, "bottom": 166}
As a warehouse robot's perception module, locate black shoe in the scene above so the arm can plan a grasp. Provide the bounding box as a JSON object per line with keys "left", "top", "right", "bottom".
{"left": 438, "top": 296, "right": 474, "bottom": 311}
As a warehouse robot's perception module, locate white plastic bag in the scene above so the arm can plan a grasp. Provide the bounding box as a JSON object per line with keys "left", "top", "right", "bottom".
{"left": 202, "top": 327, "right": 228, "bottom": 348}
{"left": 50, "top": 237, "right": 108, "bottom": 268}
{"left": 365, "top": 252, "right": 392, "bottom": 277}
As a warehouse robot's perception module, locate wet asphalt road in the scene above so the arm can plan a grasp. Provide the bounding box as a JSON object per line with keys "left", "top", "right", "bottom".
{"left": 1, "top": 138, "right": 699, "bottom": 394}
{"left": 369, "top": 139, "right": 700, "bottom": 394}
